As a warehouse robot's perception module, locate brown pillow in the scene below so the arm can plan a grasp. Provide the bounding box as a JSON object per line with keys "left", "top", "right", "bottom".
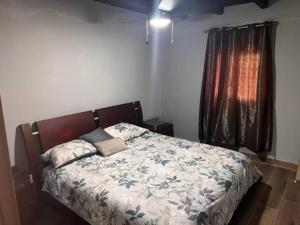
{"left": 94, "top": 138, "right": 128, "bottom": 157}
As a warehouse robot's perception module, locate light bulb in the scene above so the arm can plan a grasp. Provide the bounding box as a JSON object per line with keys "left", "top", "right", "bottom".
{"left": 149, "top": 17, "right": 171, "bottom": 28}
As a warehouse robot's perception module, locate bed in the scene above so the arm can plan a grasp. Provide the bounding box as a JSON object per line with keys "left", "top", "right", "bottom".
{"left": 20, "top": 101, "right": 261, "bottom": 225}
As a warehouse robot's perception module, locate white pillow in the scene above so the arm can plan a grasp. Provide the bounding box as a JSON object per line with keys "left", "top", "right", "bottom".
{"left": 41, "top": 139, "right": 97, "bottom": 168}
{"left": 104, "top": 123, "right": 148, "bottom": 141}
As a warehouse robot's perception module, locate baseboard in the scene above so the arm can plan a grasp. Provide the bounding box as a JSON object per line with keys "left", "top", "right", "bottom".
{"left": 244, "top": 153, "right": 297, "bottom": 172}
{"left": 239, "top": 148, "right": 275, "bottom": 159}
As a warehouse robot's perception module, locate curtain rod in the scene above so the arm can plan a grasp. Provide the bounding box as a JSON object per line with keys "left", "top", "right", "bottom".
{"left": 201, "top": 15, "right": 300, "bottom": 33}
{"left": 203, "top": 20, "right": 276, "bottom": 33}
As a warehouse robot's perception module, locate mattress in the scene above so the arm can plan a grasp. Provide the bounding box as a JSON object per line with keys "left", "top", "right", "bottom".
{"left": 42, "top": 131, "right": 262, "bottom": 225}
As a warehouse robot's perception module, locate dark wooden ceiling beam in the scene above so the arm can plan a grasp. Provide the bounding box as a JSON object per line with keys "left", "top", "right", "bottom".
{"left": 94, "top": 0, "right": 160, "bottom": 15}
{"left": 172, "top": 0, "right": 224, "bottom": 17}
{"left": 93, "top": 0, "right": 269, "bottom": 17}
{"left": 254, "top": 0, "right": 269, "bottom": 9}
{"left": 224, "top": 0, "right": 269, "bottom": 9}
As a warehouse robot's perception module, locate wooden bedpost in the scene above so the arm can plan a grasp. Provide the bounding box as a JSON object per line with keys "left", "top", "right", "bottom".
{"left": 20, "top": 124, "right": 41, "bottom": 187}
{"left": 134, "top": 101, "right": 143, "bottom": 126}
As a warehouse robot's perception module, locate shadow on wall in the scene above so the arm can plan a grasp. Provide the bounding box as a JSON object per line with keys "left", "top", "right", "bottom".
{"left": 269, "top": 0, "right": 281, "bottom": 7}
{"left": 81, "top": 0, "right": 102, "bottom": 23}
{"left": 14, "top": 126, "right": 28, "bottom": 172}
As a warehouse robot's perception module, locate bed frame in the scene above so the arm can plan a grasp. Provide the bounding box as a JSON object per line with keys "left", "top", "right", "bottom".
{"left": 20, "top": 101, "right": 143, "bottom": 224}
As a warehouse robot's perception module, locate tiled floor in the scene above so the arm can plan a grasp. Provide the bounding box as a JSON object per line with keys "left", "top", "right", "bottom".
{"left": 230, "top": 159, "right": 300, "bottom": 225}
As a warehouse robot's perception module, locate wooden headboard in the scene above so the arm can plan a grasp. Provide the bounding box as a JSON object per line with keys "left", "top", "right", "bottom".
{"left": 36, "top": 111, "right": 97, "bottom": 152}
{"left": 20, "top": 101, "right": 143, "bottom": 185}
{"left": 95, "top": 101, "right": 143, "bottom": 128}
{"left": 20, "top": 111, "right": 97, "bottom": 186}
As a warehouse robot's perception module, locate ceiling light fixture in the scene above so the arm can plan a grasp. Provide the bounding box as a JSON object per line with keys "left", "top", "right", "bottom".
{"left": 146, "top": 10, "right": 174, "bottom": 44}
{"left": 149, "top": 17, "right": 171, "bottom": 28}
{"left": 149, "top": 11, "right": 171, "bottom": 28}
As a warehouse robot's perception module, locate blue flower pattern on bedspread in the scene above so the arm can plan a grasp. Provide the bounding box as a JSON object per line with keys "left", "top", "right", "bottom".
{"left": 43, "top": 131, "right": 262, "bottom": 225}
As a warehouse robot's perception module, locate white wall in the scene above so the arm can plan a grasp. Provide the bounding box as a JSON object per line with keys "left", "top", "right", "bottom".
{"left": 1, "top": 0, "right": 299, "bottom": 165}
{"left": 0, "top": 0, "right": 162, "bottom": 165}
{"left": 161, "top": 0, "right": 300, "bottom": 163}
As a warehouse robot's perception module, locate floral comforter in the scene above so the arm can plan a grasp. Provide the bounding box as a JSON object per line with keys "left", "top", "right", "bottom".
{"left": 42, "top": 131, "right": 262, "bottom": 225}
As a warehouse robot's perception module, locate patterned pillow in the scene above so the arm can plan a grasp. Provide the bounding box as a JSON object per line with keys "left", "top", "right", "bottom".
{"left": 104, "top": 123, "right": 148, "bottom": 141}
{"left": 41, "top": 139, "right": 97, "bottom": 168}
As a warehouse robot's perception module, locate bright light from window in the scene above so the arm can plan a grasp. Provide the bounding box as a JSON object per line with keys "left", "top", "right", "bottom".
{"left": 149, "top": 17, "right": 171, "bottom": 28}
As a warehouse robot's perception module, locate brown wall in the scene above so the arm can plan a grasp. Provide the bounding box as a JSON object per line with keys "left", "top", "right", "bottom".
{"left": 0, "top": 96, "right": 20, "bottom": 225}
